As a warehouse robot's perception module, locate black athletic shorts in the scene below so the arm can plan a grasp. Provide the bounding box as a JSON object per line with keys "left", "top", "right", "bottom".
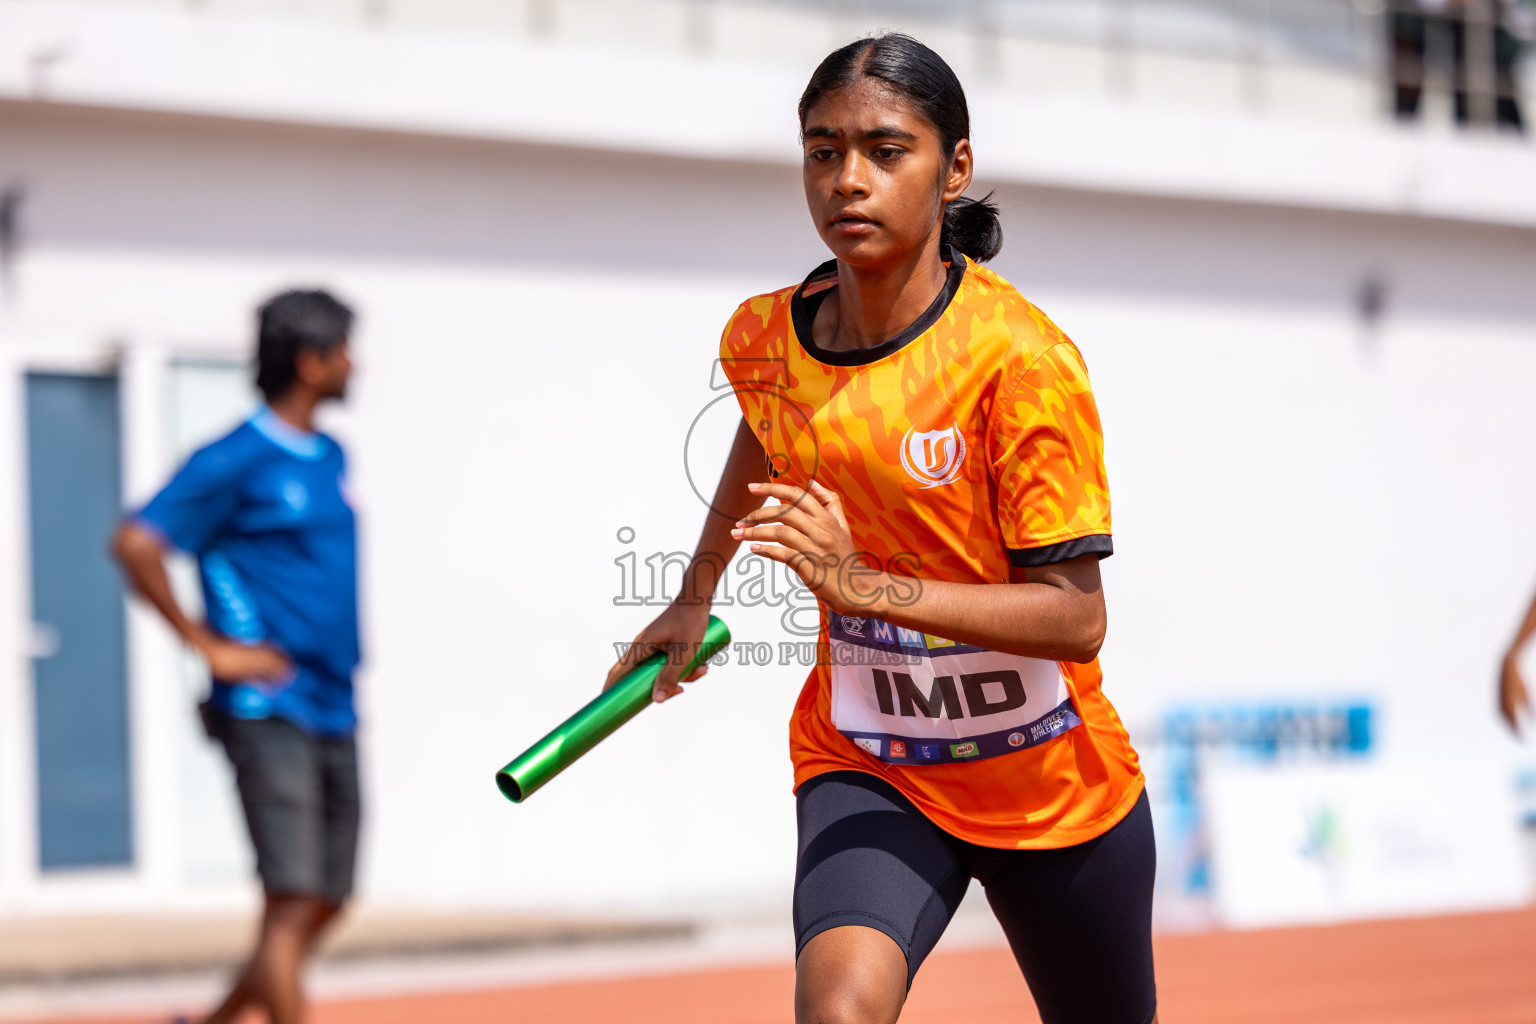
{"left": 794, "top": 771, "right": 1156, "bottom": 1024}
{"left": 208, "top": 710, "right": 361, "bottom": 905}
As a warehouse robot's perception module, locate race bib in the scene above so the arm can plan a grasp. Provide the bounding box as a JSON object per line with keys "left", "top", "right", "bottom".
{"left": 828, "top": 613, "right": 1081, "bottom": 765}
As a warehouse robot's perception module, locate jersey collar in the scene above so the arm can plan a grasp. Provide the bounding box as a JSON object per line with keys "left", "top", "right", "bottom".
{"left": 250, "top": 406, "right": 329, "bottom": 461}
{"left": 790, "top": 243, "right": 967, "bottom": 368}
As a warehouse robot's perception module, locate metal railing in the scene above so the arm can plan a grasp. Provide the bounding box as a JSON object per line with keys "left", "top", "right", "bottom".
{"left": 1383, "top": 0, "right": 1530, "bottom": 129}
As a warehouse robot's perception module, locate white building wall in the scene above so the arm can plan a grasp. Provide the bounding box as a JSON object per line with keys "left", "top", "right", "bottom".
{"left": 0, "top": 2, "right": 1533, "bottom": 920}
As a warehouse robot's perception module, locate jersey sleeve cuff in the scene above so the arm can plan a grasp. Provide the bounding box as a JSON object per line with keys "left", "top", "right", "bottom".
{"left": 129, "top": 513, "right": 187, "bottom": 555}
{"left": 1006, "top": 534, "right": 1113, "bottom": 568}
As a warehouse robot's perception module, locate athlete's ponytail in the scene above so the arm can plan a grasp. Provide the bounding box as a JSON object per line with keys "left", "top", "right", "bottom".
{"left": 799, "top": 32, "right": 1004, "bottom": 263}
{"left": 942, "top": 192, "right": 1003, "bottom": 263}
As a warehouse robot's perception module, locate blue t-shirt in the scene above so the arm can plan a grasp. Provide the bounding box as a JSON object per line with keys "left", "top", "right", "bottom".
{"left": 136, "top": 408, "right": 360, "bottom": 737}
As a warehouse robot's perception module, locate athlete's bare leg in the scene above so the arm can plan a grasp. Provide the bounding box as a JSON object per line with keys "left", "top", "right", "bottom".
{"left": 795, "top": 925, "right": 907, "bottom": 1024}
{"left": 203, "top": 895, "right": 341, "bottom": 1024}
{"left": 796, "top": 923, "right": 1160, "bottom": 1024}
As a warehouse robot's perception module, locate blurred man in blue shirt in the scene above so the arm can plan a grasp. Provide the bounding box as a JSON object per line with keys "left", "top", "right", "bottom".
{"left": 114, "top": 289, "right": 359, "bottom": 1024}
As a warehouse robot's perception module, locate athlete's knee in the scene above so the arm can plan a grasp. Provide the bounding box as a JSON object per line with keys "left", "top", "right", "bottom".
{"left": 795, "top": 927, "right": 907, "bottom": 1024}
{"left": 796, "top": 986, "right": 902, "bottom": 1024}
{"left": 304, "top": 899, "right": 344, "bottom": 944}
{"left": 260, "top": 894, "right": 328, "bottom": 942}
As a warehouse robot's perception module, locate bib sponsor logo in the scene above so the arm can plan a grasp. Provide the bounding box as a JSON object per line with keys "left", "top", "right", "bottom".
{"left": 889, "top": 740, "right": 907, "bottom": 758}
{"left": 840, "top": 615, "right": 866, "bottom": 637}
{"left": 914, "top": 742, "right": 942, "bottom": 762}
{"left": 1029, "top": 709, "right": 1072, "bottom": 743}
{"left": 853, "top": 737, "right": 881, "bottom": 757}
{"left": 872, "top": 620, "right": 929, "bottom": 647}
{"left": 950, "top": 741, "right": 979, "bottom": 758}
{"left": 899, "top": 424, "right": 967, "bottom": 489}
{"left": 1008, "top": 732, "right": 1027, "bottom": 747}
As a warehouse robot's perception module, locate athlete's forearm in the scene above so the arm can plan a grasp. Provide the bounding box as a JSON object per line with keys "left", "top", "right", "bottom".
{"left": 679, "top": 418, "right": 767, "bottom": 605}
{"left": 1505, "top": 582, "right": 1536, "bottom": 664}
{"left": 854, "top": 557, "right": 1106, "bottom": 664}
{"left": 112, "top": 521, "right": 215, "bottom": 653}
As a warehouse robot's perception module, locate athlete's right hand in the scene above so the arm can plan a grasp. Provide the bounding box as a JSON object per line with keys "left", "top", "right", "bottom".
{"left": 194, "top": 630, "right": 294, "bottom": 684}
{"left": 604, "top": 601, "right": 712, "bottom": 703}
{"left": 1500, "top": 654, "right": 1530, "bottom": 736}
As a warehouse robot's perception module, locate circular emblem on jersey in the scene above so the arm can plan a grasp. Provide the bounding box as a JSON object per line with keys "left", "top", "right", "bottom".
{"left": 1007, "top": 732, "right": 1027, "bottom": 747}
{"left": 282, "top": 479, "right": 309, "bottom": 513}
{"left": 899, "top": 424, "right": 967, "bottom": 489}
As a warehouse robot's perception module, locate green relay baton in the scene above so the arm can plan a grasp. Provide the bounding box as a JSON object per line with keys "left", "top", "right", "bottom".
{"left": 495, "top": 616, "right": 731, "bottom": 803}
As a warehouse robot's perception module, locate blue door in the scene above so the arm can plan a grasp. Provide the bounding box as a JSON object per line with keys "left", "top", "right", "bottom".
{"left": 26, "top": 373, "right": 133, "bottom": 869}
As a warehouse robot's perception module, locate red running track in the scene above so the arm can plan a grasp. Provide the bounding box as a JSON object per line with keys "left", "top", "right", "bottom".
{"left": 23, "top": 906, "right": 1536, "bottom": 1024}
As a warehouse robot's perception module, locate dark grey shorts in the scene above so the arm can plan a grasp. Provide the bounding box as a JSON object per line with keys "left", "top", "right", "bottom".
{"left": 208, "top": 711, "right": 361, "bottom": 905}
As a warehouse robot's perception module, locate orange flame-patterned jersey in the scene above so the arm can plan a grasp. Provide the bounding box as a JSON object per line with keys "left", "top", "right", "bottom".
{"left": 718, "top": 247, "right": 1143, "bottom": 849}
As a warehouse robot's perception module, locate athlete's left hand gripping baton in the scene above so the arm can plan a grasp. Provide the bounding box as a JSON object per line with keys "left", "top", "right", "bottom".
{"left": 495, "top": 616, "right": 731, "bottom": 803}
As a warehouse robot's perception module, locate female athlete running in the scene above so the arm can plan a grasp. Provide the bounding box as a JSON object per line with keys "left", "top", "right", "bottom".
{"left": 605, "top": 33, "right": 1156, "bottom": 1024}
